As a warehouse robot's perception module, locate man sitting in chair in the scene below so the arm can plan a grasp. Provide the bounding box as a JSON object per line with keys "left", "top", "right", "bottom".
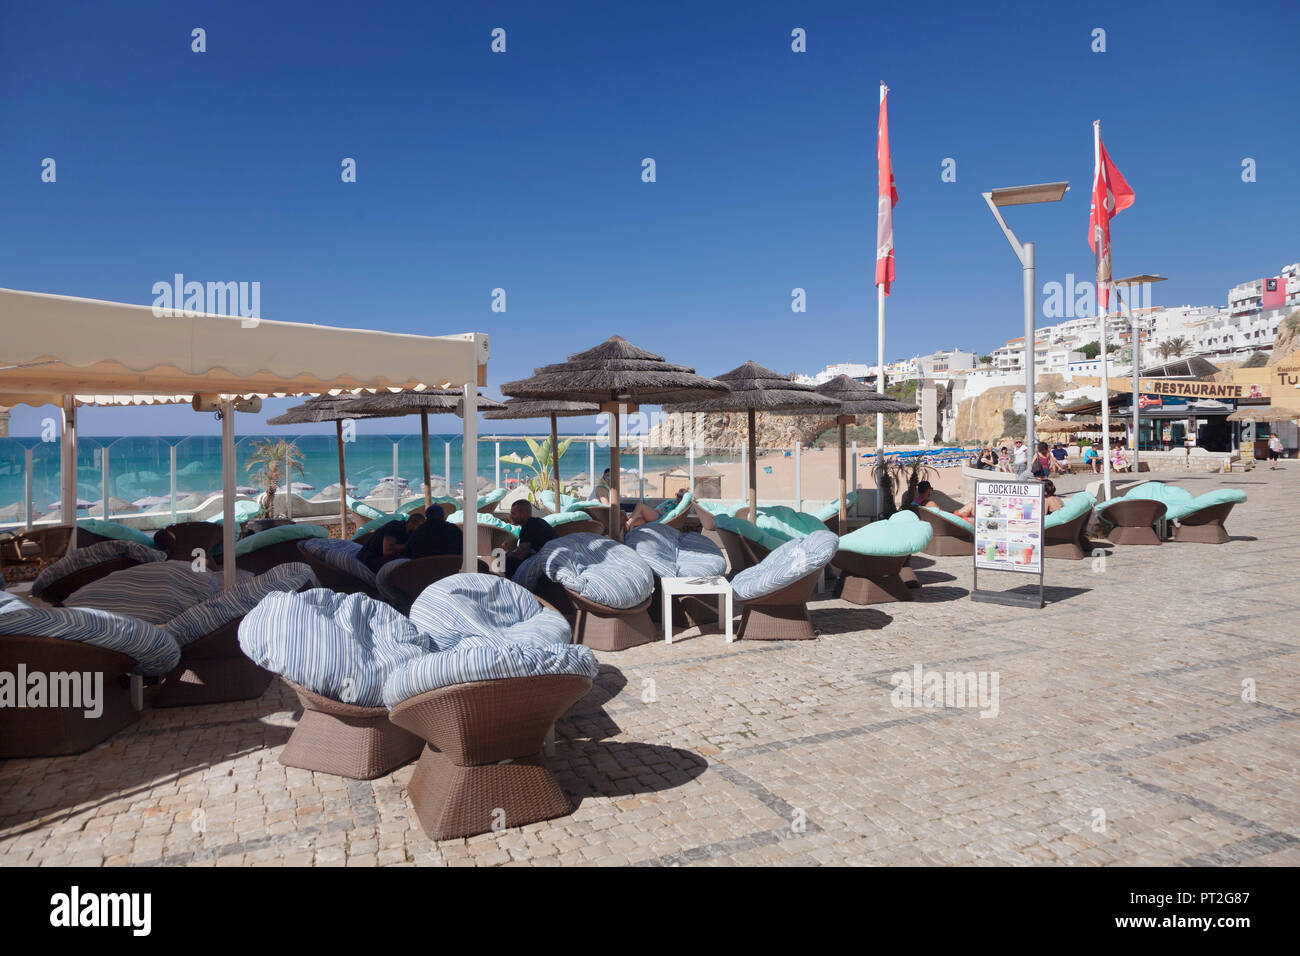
{"left": 406, "top": 505, "right": 462, "bottom": 559}
{"left": 505, "top": 499, "right": 556, "bottom": 578}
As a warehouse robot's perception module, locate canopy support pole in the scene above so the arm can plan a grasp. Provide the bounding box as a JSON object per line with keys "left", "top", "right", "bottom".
{"left": 607, "top": 402, "right": 622, "bottom": 541}
{"left": 335, "top": 420, "right": 348, "bottom": 538}
{"left": 420, "top": 411, "right": 432, "bottom": 508}
{"left": 550, "top": 413, "right": 562, "bottom": 508}
{"left": 747, "top": 408, "right": 758, "bottom": 518}
{"left": 221, "top": 400, "right": 237, "bottom": 588}
{"left": 61, "top": 395, "right": 78, "bottom": 550}
{"left": 838, "top": 416, "right": 851, "bottom": 529}
{"left": 461, "top": 384, "right": 478, "bottom": 573}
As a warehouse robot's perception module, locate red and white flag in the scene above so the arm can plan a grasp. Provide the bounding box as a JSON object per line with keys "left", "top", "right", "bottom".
{"left": 1088, "top": 131, "right": 1134, "bottom": 311}
{"left": 876, "top": 84, "right": 898, "bottom": 297}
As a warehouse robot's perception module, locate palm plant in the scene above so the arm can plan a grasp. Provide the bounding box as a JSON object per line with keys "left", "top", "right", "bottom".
{"left": 498, "top": 436, "right": 573, "bottom": 506}
{"left": 1167, "top": 336, "right": 1190, "bottom": 358}
{"left": 245, "top": 438, "right": 306, "bottom": 518}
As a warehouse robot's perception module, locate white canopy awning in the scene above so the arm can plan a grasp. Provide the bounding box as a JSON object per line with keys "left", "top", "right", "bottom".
{"left": 0, "top": 287, "right": 488, "bottom": 399}
{"left": 0, "top": 287, "right": 488, "bottom": 581}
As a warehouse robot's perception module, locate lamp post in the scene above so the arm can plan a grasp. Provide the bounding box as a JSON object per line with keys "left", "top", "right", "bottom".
{"left": 983, "top": 182, "right": 1070, "bottom": 460}
{"left": 1114, "top": 274, "right": 1167, "bottom": 474}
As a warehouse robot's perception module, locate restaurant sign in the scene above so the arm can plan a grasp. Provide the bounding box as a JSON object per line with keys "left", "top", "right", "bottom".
{"left": 1137, "top": 379, "right": 1268, "bottom": 400}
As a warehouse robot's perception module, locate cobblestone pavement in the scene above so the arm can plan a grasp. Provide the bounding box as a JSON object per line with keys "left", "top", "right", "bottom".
{"left": 2, "top": 468, "right": 1297, "bottom": 866}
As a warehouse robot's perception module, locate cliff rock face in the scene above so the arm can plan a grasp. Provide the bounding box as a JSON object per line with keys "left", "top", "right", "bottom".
{"left": 952, "top": 386, "right": 1020, "bottom": 444}
{"left": 1267, "top": 309, "right": 1300, "bottom": 366}
{"left": 641, "top": 411, "right": 836, "bottom": 453}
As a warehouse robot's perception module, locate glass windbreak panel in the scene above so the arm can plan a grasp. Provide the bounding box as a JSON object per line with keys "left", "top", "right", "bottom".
{"left": 105, "top": 436, "right": 173, "bottom": 521}
{"left": 172, "top": 435, "right": 224, "bottom": 519}
{"left": 396, "top": 434, "right": 439, "bottom": 500}
{"left": 31, "top": 437, "right": 64, "bottom": 526}
{"left": 82, "top": 440, "right": 109, "bottom": 519}
{"left": 0, "top": 438, "right": 33, "bottom": 529}
{"left": 342, "top": 434, "right": 409, "bottom": 512}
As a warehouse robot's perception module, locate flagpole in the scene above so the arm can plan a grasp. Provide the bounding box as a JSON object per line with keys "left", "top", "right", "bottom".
{"left": 1095, "top": 119, "right": 1113, "bottom": 501}
{"left": 877, "top": 81, "right": 888, "bottom": 457}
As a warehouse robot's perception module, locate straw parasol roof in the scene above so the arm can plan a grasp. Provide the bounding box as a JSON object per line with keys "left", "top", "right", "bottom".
{"left": 340, "top": 389, "right": 504, "bottom": 416}
{"left": 1226, "top": 405, "right": 1300, "bottom": 423}
{"left": 814, "top": 374, "right": 916, "bottom": 414}
{"left": 673, "top": 362, "right": 840, "bottom": 517}
{"left": 1036, "top": 417, "right": 1124, "bottom": 435}
{"left": 501, "top": 336, "right": 728, "bottom": 406}
{"left": 501, "top": 337, "right": 727, "bottom": 538}
{"left": 483, "top": 398, "right": 599, "bottom": 420}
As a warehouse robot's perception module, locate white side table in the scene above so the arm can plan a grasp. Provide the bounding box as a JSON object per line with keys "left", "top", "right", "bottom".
{"left": 661, "top": 575, "right": 733, "bottom": 644}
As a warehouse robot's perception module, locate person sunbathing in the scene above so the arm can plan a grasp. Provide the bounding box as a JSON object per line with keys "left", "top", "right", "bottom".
{"left": 910, "top": 481, "right": 975, "bottom": 521}
{"left": 626, "top": 489, "right": 685, "bottom": 530}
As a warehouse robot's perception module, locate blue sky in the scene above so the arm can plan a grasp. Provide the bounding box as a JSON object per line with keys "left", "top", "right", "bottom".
{"left": 2, "top": 0, "right": 1296, "bottom": 437}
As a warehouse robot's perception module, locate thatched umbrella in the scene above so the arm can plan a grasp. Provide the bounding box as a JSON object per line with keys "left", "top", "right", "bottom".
{"left": 1226, "top": 405, "right": 1300, "bottom": 423}
{"left": 266, "top": 394, "right": 383, "bottom": 536}
{"left": 501, "top": 336, "right": 727, "bottom": 539}
{"left": 342, "top": 389, "right": 504, "bottom": 508}
{"left": 814, "top": 375, "right": 916, "bottom": 528}
{"left": 483, "top": 398, "right": 600, "bottom": 510}
{"left": 1036, "top": 417, "right": 1124, "bottom": 435}
{"left": 674, "top": 362, "right": 840, "bottom": 520}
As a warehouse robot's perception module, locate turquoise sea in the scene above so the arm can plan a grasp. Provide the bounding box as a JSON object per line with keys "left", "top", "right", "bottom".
{"left": 0, "top": 433, "right": 733, "bottom": 520}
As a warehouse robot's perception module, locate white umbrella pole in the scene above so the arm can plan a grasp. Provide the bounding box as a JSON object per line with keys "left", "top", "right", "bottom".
{"left": 221, "top": 400, "right": 237, "bottom": 588}
{"left": 61, "top": 395, "right": 78, "bottom": 548}
{"left": 462, "top": 384, "right": 478, "bottom": 573}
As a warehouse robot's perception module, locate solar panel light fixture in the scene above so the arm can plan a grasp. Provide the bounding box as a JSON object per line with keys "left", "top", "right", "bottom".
{"left": 981, "top": 180, "right": 1069, "bottom": 450}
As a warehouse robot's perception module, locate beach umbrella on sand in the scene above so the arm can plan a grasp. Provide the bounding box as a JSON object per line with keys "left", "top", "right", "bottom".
{"left": 814, "top": 375, "right": 916, "bottom": 529}
{"left": 502, "top": 337, "right": 727, "bottom": 540}
{"left": 340, "top": 389, "right": 504, "bottom": 510}
{"left": 267, "top": 395, "right": 384, "bottom": 536}
{"left": 483, "top": 398, "right": 600, "bottom": 513}
{"left": 673, "top": 362, "right": 840, "bottom": 521}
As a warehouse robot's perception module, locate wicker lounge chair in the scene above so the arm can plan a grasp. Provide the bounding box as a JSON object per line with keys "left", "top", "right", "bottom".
{"left": 238, "top": 589, "right": 434, "bottom": 778}
{"left": 915, "top": 507, "right": 975, "bottom": 556}
{"left": 813, "top": 492, "right": 859, "bottom": 535}
{"left": 154, "top": 563, "right": 317, "bottom": 707}
{"left": 297, "top": 537, "right": 380, "bottom": 597}
{"left": 0, "top": 591, "right": 181, "bottom": 757}
{"left": 1042, "top": 492, "right": 1097, "bottom": 559}
{"left": 656, "top": 492, "right": 694, "bottom": 530}
{"left": 552, "top": 517, "right": 603, "bottom": 537}
{"left": 833, "top": 511, "right": 932, "bottom": 604}
{"left": 730, "top": 531, "right": 837, "bottom": 640}
{"left": 153, "top": 521, "right": 224, "bottom": 562}
{"left": 449, "top": 511, "right": 518, "bottom": 558}
{"left": 375, "top": 555, "right": 490, "bottom": 615}
{"left": 31, "top": 539, "right": 168, "bottom": 605}
{"left": 1096, "top": 498, "right": 1167, "bottom": 546}
{"left": 387, "top": 574, "right": 597, "bottom": 838}
{"left": 626, "top": 523, "right": 728, "bottom": 626}
{"left": 1, "top": 525, "right": 73, "bottom": 571}
{"left": 713, "top": 514, "right": 785, "bottom": 570}
{"left": 1108, "top": 482, "right": 1246, "bottom": 544}
{"left": 512, "top": 533, "right": 657, "bottom": 651}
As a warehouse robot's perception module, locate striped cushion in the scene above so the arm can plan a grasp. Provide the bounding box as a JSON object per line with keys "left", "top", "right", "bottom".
{"left": 730, "top": 530, "right": 838, "bottom": 602}
{"left": 511, "top": 552, "right": 546, "bottom": 591}
{"left": 383, "top": 574, "right": 592, "bottom": 705}
{"left": 237, "top": 589, "right": 432, "bottom": 707}
{"left": 814, "top": 492, "right": 859, "bottom": 522}
{"left": 64, "top": 561, "right": 225, "bottom": 624}
{"left": 32, "top": 539, "right": 167, "bottom": 600}
{"left": 409, "top": 574, "right": 572, "bottom": 650}
{"left": 0, "top": 590, "right": 181, "bottom": 676}
{"left": 536, "top": 533, "right": 654, "bottom": 609}
{"left": 837, "top": 511, "right": 932, "bottom": 557}
{"left": 375, "top": 558, "right": 412, "bottom": 607}
{"left": 166, "top": 562, "right": 317, "bottom": 646}
{"left": 626, "top": 524, "right": 726, "bottom": 578}
{"left": 298, "top": 537, "right": 377, "bottom": 586}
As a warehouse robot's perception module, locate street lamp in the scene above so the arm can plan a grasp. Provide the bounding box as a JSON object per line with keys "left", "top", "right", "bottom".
{"left": 1114, "top": 274, "right": 1167, "bottom": 473}
{"left": 983, "top": 181, "right": 1070, "bottom": 458}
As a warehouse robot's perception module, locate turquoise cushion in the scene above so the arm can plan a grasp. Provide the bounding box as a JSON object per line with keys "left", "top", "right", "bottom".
{"left": 347, "top": 497, "right": 389, "bottom": 521}
{"left": 1044, "top": 492, "right": 1096, "bottom": 529}
{"left": 753, "top": 505, "right": 829, "bottom": 541}
{"left": 814, "top": 492, "right": 859, "bottom": 522}
{"left": 75, "top": 518, "right": 155, "bottom": 547}
{"left": 714, "top": 514, "right": 789, "bottom": 552}
{"left": 922, "top": 507, "right": 975, "bottom": 534}
{"left": 234, "top": 523, "right": 327, "bottom": 556}
{"left": 541, "top": 510, "right": 592, "bottom": 528}
{"left": 448, "top": 511, "right": 520, "bottom": 536}
{"left": 205, "top": 500, "right": 262, "bottom": 524}
{"left": 1189, "top": 488, "right": 1247, "bottom": 511}
{"left": 477, "top": 488, "right": 508, "bottom": 510}
{"left": 656, "top": 492, "right": 694, "bottom": 524}
{"left": 1120, "top": 481, "right": 1196, "bottom": 520}
{"left": 351, "top": 514, "right": 405, "bottom": 540}
{"left": 837, "top": 511, "right": 933, "bottom": 557}
{"left": 697, "top": 500, "right": 744, "bottom": 517}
